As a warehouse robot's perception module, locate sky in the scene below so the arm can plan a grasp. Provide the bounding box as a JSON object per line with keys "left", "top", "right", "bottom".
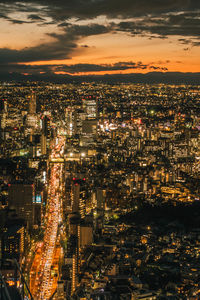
{"left": 0, "top": 0, "right": 200, "bottom": 80}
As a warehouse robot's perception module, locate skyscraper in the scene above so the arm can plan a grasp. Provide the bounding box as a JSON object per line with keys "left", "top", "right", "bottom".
{"left": 26, "top": 92, "right": 38, "bottom": 129}
{"left": 81, "top": 97, "right": 98, "bottom": 140}
{"left": 82, "top": 96, "right": 98, "bottom": 120}
{"left": 41, "top": 134, "right": 47, "bottom": 155}
{"left": 28, "top": 92, "right": 36, "bottom": 114}
{"left": 0, "top": 99, "right": 7, "bottom": 144}
{"left": 42, "top": 115, "right": 51, "bottom": 138}
{"left": 0, "top": 99, "right": 7, "bottom": 129}
{"left": 65, "top": 107, "right": 73, "bottom": 136}
{"left": 8, "top": 183, "right": 35, "bottom": 229}
{"left": 71, "top": 178, "right": 87, "bottom": 219}
{"left": 71, "top": 251, "right": 78, "bottom": 295}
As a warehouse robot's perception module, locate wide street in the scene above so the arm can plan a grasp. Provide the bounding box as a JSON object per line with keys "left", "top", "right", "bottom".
{"left": 30, "top": 136, "right": 65, "bottom": 299}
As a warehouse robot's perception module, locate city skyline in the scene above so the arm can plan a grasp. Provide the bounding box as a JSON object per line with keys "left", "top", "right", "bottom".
{"left": 0, "top": 81, "right": 200, "bottom": 299}
{"left": 0, "top": 1, "right": 200, "bottom": 299}
{"left": 0, "top": 0, "right": 200, "bottom": 82}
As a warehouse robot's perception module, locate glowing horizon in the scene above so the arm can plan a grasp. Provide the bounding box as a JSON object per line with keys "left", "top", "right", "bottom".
{"left": 0, "top": 1, "right": 199, "bottom": 78}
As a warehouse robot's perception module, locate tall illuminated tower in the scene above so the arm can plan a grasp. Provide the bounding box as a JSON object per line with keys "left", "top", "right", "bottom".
{"left": 26, "top": 91, "right": 38, "bottom": 130}
{"left": 71, "top": 250, "right": 78, "bottom": 295}
{"left": 0, "top": 99, "right": 7, "bottom": 146}
{"left": 82, "top": 96, "right": 97, "bottom": 120}
{"left": 0, "top": 99, "right": 7, "bottom": 130}
{"left": 81, "top": 96, "right": 98, "bottom": 139}
{"left": 65, "top": 108, "right": 73, "bottom": 136}
{"left": 29, "top": 91, "right": 36, "bottom": 114}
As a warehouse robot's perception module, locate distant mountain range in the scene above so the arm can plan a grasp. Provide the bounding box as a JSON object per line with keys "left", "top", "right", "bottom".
{"left": 1, "top": 72, "right": 200, "bottom": 84}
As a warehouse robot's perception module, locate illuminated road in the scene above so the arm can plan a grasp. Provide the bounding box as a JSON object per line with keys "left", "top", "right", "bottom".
{"left": 30, "top": 136, "right": 65, "bottom": 299}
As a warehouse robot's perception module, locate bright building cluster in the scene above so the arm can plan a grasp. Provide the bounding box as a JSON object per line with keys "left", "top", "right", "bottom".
{"left": 0, "top": 81, "right": 200, "bottom": 299}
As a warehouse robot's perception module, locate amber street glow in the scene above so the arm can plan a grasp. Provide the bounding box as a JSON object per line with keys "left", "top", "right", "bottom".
{"left": 30, "top": 136, "right": 65, "bottom": 299}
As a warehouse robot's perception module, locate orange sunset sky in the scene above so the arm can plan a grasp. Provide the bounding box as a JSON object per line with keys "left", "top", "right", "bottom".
{"left": 0, "top": 0, "right": 199, "bottom": 78}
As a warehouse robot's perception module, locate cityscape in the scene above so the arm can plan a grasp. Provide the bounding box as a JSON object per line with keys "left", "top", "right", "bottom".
{"left": 0, "top": 82, "right": 200, "bottom": 299}
{"left": 0, "top": 0, "right": 200, "bottom": 299}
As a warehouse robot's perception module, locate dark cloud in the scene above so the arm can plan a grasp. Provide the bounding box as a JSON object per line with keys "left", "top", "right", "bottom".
{"left": 0, "top": 61, "right": 168, "bottom": 77}
{"left": 8, "top": 19, "right": 30, "bottom": 24}
{"left": 0, "top": 69, "right": 199, "bottom": 85}
{"left": 0, "top": 1, "right": 199, "bottom": 47}
{"left": 0, "top": 23, "right": 109, "bottom": 64}
{"left": 27, "top": 14, "right": 45, "bottom": 21}
{"left": 0, "top": 12, "right": 10, "bottom": 20}
{"left": 115, "top": 11, "right": 200, "bottom": 38}
{"left": 178, "top": 38, "right": 192, "bottom": 44}
{"left": 53, "top": 61, "right": 164, "bottom": 73}
{"left": 37, "top": 0, "right": 192, "bottom": 20}
{"left": 149, "top": 66, "right": 168, "bottom": 71}
{"left": 0, "top": 40, "right": 76, "bottom": 64}
{"left": 57, "top": 22, "right": 71, "bottom": 27}
{"left": 0, "top": 0, "right": 199, "bottom": 78}
{"left": 0, "top": 11, "right": 30, "bottom": 24}
{"left": 112, "top": 11, "right": 200, "bottom": 47}
{"left": 0, "top": 0, "right": 199, "bottom": 21}
{"left": 0, "top": 2, "right": 42, "bottom": 24}
{"left": 0, "top": 6, "right": 44, "bottom": 24}
{"left": 191, "top": 41, "right": 200, "bottom": 46}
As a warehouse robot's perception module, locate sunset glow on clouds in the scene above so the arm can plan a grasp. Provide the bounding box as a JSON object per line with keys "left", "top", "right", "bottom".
{"left": 0, "top": 0, "right": 199, "bottom": 80}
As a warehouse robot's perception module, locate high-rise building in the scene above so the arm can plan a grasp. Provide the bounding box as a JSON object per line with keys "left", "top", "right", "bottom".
{"left": 96, "top": 188, "right": 105, "bottom": 211}
{"left": 72, "top": 180, "right": 80, "bottom": 213}
{"left": 93, "top": 188, "right": 105, "bottom": 231}
{"left": 0, "top": 99, "right": 7, "bottom": 130}
{"left": 82, "top": 96, "right": 98, "bottom": 120}
{"left": 71, "top": 251, "right": 78, "bottom": 295}
{"left": 41, "top": 134, "right": 47, "bottom": 155}
{"left": 0, "top": 98, "right": 5, "bottom": 111}
{"left": 82, "top": 119, "right": 97, "bottom": 136}
{"left": 57, "top": 281, "right": 65, "bottom": 300}
{"left": 0, "top": 99, "right": 7, "bottom": 145}
{"left": 8, "top": 183, "right": 37, "bottom": 228}
{"left": 26, "top": 92, "right": 38, "bottom": 130}
{"left": 28, "top": 91, "right": 36, "bottom": 114}
{"left": 81, "top": 97, "right": 98, "bottom": 139}
{"left": 71, "top": 178, "right": 87, "bottom": 219}
{"left": 42, "top": 115, "right": 51, "bottom": 138}
{"left": 78, "top": 221, "right": 93, "bottom": 249}
{"left": 65, "top": 108, "right": 73, "bottom": 136}
{"left": 0, "top": 98, "right": 7, "bottom": 113}
{"left": 0, "top": 210, "right": 25, "bottom": 286}
{"left": 1, "top": 223, "right": 25, "bottom": 263}
{"left": 79, "top": 186, "right": 87, "bottom": 219}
